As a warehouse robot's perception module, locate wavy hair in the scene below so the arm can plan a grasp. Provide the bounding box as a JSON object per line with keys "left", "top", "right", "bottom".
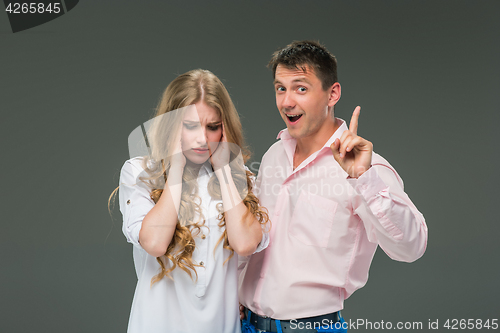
{"left": 132, "top": 69, "right": 268, "bottom": 285}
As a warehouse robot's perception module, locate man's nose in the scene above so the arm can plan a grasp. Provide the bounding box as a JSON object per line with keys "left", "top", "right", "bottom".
{"left": 281, "top": 91, "right": 295, "bottom": 109}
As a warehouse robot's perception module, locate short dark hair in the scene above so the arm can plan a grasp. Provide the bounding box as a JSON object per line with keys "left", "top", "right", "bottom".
{"left": 268, "top": 40, "right": 338, "bottom": 90}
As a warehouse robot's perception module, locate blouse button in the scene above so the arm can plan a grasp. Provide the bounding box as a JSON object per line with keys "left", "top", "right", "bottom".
{"left": 126, "top": 199, "right": 131, "bottom": 205}
{"left": 199, "top": 261, "right": 204, "bottom": 266}
{"left": 201, "top": 234, "right": 206, "bottom": 239}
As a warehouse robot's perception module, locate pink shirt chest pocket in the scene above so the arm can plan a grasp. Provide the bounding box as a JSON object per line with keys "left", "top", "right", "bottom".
{"left": 289, "top": 191, "right": 338, "bottom": 248}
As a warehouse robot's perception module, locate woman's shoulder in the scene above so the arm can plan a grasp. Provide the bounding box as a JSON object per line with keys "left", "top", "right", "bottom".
{"left": 122, "top": 156, "right": 146, "bottom": 171}
{"left": 120, "top": 156, "right": 153, "bottom": 183}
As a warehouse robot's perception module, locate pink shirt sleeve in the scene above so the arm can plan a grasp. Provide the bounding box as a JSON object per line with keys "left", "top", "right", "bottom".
{"left": 349, "top": 161, "right": 428, "bottom": 262}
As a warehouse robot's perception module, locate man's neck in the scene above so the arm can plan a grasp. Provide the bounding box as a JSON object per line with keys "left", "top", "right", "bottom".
{"left": 293, "top": 118, "right": 340, "bottom": 169}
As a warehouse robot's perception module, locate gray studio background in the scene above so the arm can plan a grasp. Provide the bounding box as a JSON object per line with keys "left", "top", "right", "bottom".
{"left": 1, "top": 1, "right": 498, "bottom": 332}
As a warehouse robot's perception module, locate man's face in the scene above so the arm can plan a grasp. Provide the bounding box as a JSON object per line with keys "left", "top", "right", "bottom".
{"left": 274, "top": 64, "right": 338, "bottom": 141}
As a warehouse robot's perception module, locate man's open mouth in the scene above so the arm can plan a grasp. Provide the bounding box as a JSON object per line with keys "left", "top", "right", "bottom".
{"left": 286, "top": 114, "right": 303, "bottom": 123}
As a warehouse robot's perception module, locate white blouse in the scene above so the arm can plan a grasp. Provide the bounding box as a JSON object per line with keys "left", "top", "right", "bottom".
{"left": 119, "top": 157, "right": 268, "bottom": 333}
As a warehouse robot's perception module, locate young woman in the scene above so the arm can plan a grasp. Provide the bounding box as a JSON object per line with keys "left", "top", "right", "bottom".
{"left": 117, "top": 69, "right": 269, "bottom": 333}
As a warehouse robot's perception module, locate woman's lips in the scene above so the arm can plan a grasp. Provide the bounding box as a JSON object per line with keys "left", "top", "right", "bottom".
{"left": 192, "top": 148, "right": 209, "bottom": 154}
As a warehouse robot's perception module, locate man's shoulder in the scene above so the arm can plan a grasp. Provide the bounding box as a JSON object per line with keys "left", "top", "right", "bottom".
{"left": 265, "top": 139, "right": 285, "bottom": 154}
{"left": 371, "top": 152, "right": 404, "bottom": 186}
{"left": 261, "top": 139, "right": 285, "bottom": 163}
{"left": 371, "top": 152, "right": 390, "bottom": 166}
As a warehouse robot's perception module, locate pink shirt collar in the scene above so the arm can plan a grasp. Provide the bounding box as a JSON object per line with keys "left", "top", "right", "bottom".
{"left": 276, "top": 118, "right": 349, "bottom": 173}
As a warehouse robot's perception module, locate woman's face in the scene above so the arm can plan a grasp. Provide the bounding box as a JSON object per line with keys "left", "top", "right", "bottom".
{"left": 181, "top": 101, "right": 223, "bottom": 165}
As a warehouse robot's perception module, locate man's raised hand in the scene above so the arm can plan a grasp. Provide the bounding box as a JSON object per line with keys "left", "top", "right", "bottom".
{"left": 330, "top": 106, "right": 373, "bottom": 178}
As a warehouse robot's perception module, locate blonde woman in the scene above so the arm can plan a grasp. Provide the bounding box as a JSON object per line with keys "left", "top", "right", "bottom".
{"left": 117, "top": 69, "right": 269, "bottom": 333}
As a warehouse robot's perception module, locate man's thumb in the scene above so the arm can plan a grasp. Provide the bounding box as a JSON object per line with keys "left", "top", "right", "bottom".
{"left": 330, "top": 139, "right": 341, "bottom": 163}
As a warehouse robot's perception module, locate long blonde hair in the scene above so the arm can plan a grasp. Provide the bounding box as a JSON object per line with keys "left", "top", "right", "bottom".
{"left": 119, "top": 69, "right": 268, "bottom": 285}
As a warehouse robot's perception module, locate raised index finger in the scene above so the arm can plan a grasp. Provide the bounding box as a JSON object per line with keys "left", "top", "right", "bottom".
{"left": 349, "top": 106, "right": 361, "bottom": 135}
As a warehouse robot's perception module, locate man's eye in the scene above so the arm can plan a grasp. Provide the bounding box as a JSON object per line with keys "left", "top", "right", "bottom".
{"left": 298, "top": 87, "right": 307, "bottom": 92}
{"left": 276, "top": 87, "right": 285, "bottom": 92}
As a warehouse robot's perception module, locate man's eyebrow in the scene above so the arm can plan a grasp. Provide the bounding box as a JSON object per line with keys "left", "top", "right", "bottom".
{"left": 273, "top": 78, "right": 312, "bottom": 85}
{"left": 293, "top": 78, "right": 312, "bottom": 85}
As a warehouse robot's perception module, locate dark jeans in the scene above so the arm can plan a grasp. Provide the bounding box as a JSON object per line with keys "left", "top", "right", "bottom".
{"left": 241, "top": 308, "right": 348, "bottom": 333}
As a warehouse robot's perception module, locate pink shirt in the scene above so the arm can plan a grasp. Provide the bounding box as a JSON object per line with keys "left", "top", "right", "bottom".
{"left": 239, "top": 119, "right": 427, "bottom": 320}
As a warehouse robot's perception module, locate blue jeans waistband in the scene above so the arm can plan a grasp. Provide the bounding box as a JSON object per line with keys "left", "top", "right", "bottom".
{"left": 242, "top": 308, "right": 347, "bottom": 333}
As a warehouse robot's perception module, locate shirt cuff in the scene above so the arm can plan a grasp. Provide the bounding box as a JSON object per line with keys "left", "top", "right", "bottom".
{"left": 254, "top": 230, "right": 269, "bottom": 253}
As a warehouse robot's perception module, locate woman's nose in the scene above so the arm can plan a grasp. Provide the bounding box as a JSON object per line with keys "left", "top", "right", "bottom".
{"left": 196, "top": 127, "right": 207, "bottom": 145}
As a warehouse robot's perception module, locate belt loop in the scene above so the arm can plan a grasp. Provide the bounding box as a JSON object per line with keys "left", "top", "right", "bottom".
{"left": 246, "top": 308, "right": 252, "bottom": 324}
{"left": 276, "top": 319, "right": 283, "bottom": 333}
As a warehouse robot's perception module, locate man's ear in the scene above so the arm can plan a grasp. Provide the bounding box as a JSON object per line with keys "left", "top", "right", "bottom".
{"left": 328, "top": 82, "right": 341, "bottom": 107}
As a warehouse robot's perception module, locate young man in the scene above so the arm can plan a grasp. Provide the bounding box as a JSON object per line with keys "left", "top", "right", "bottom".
{"left": 239, "top": 41, "right": 428, "bottom": 333}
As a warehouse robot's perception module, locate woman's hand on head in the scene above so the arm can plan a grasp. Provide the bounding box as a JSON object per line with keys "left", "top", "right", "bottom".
{"left": 209, "top": 123, "right": 230, "bottom": 171}
{"left": 171, "top": 125, "right": 186, "bottom": 170}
